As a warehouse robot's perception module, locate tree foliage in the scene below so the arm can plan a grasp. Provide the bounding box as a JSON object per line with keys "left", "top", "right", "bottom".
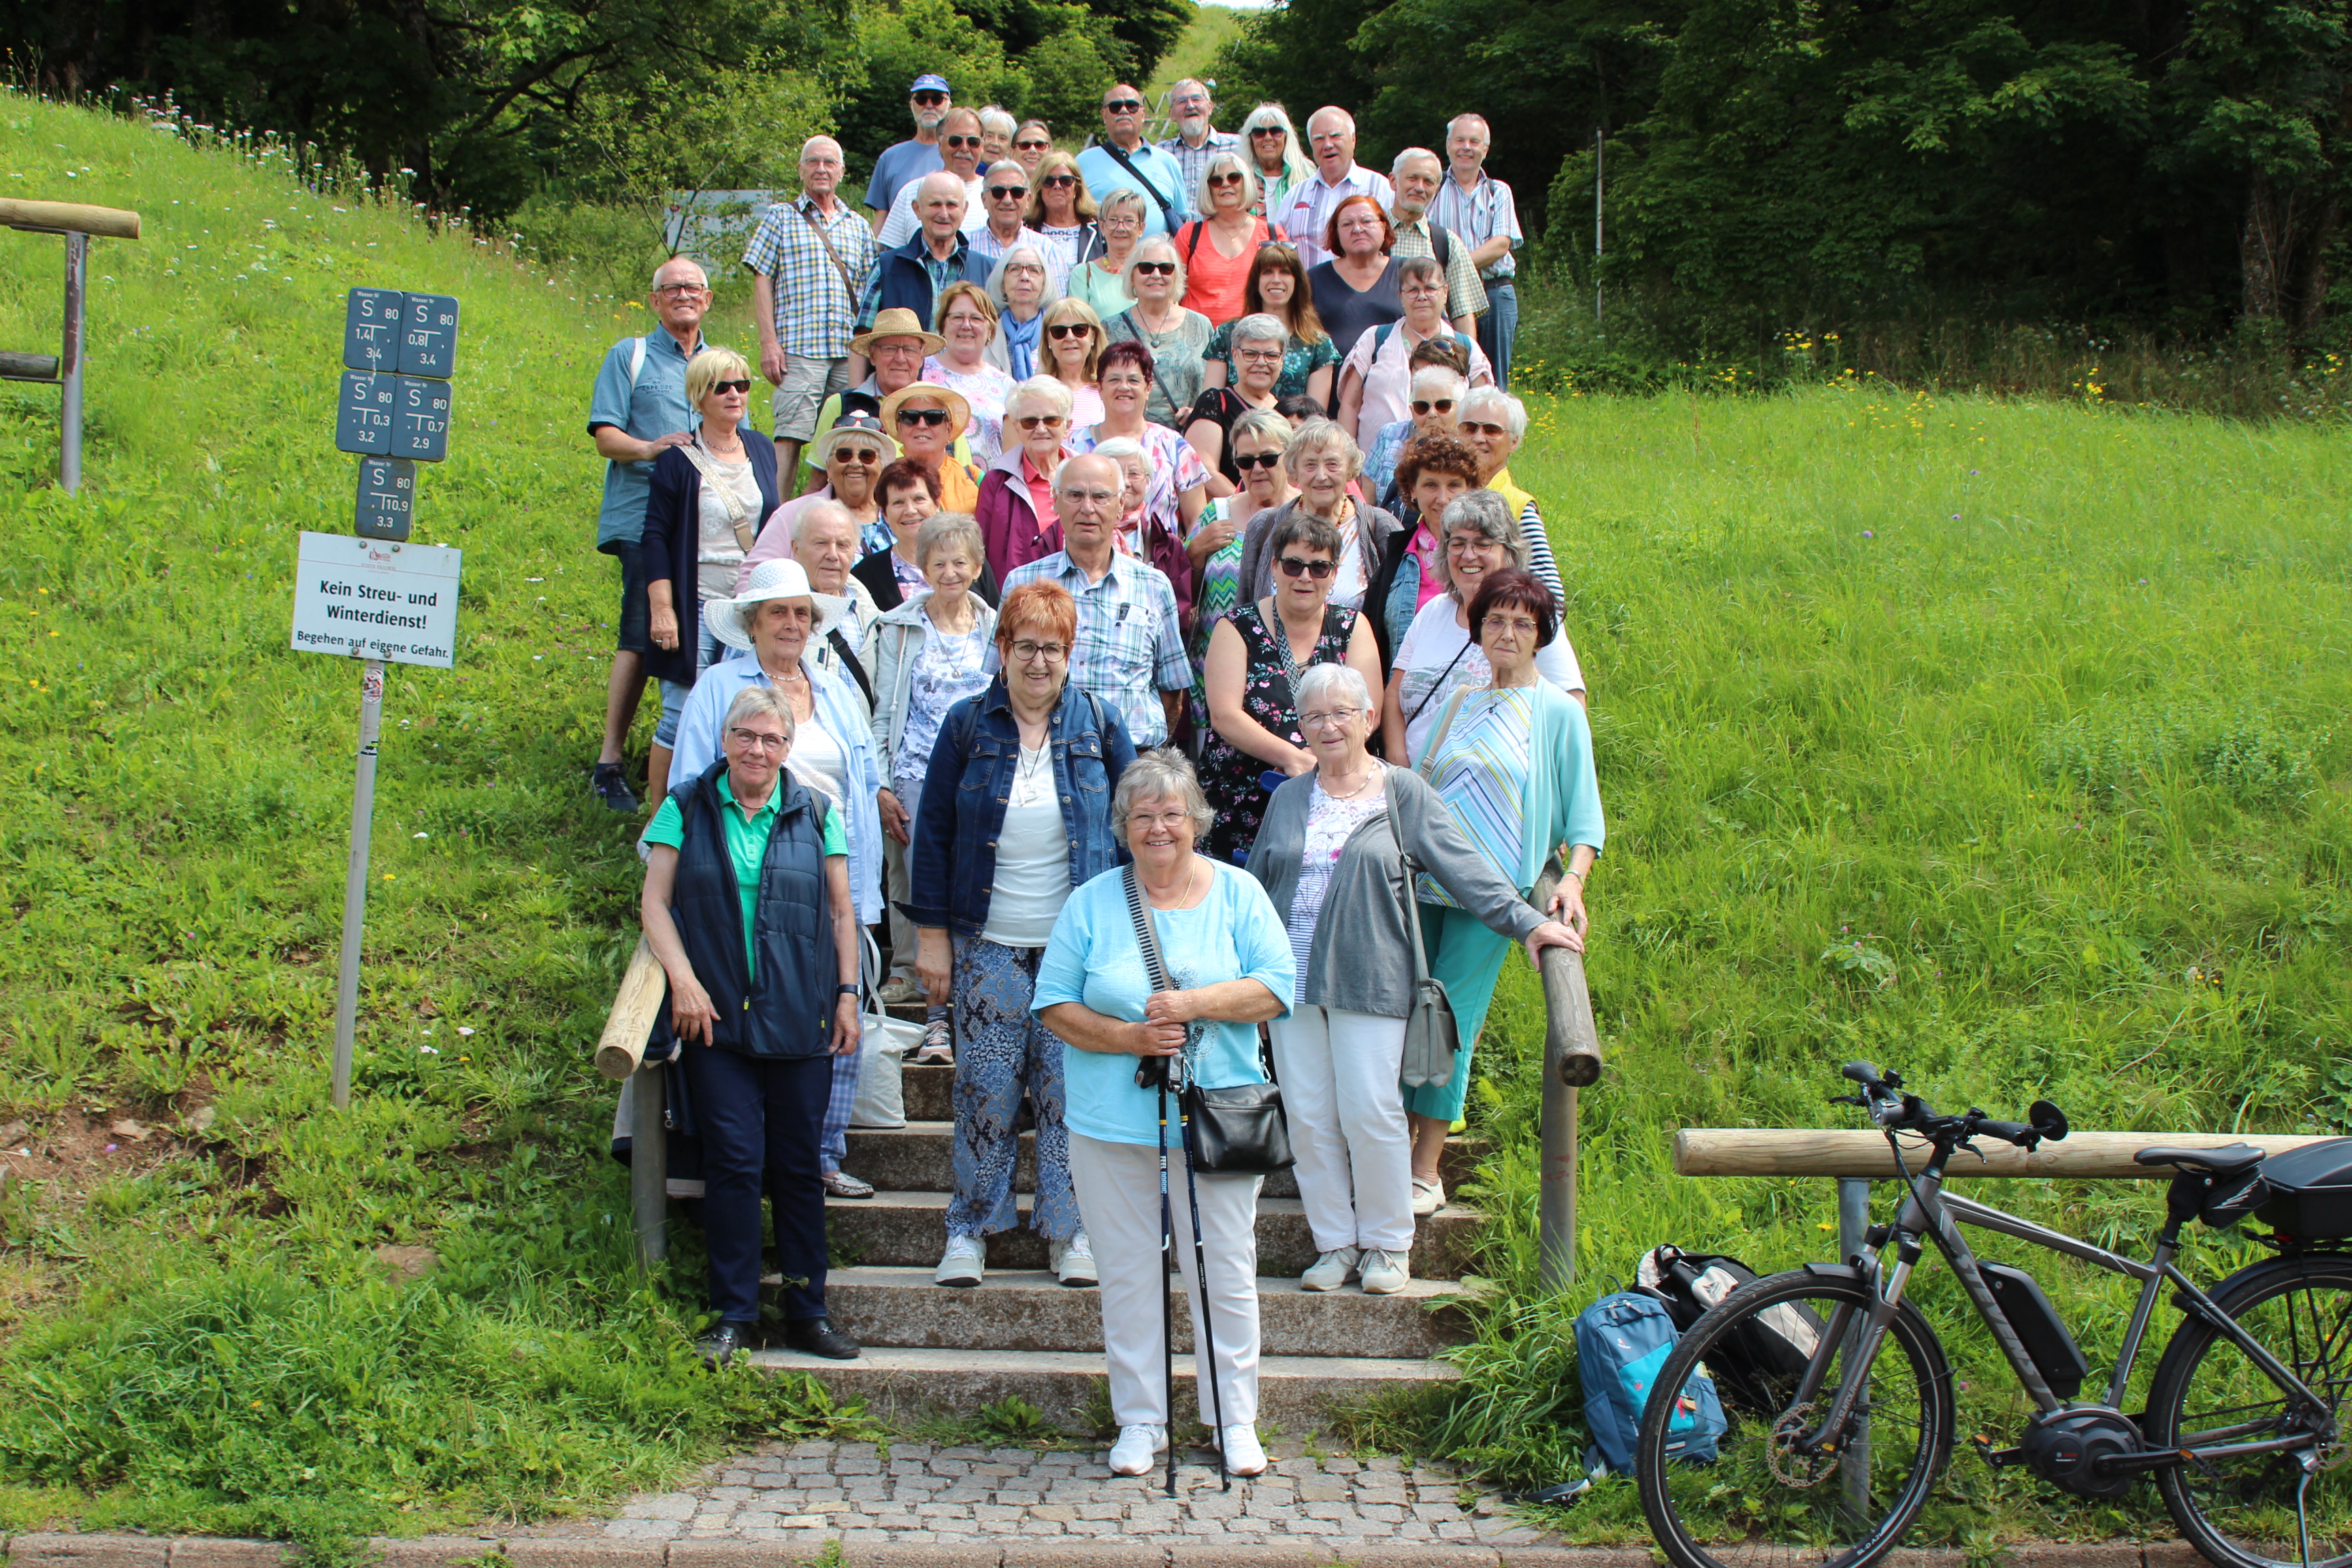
{"left": 1213, "top": 0, "right": 2352, "bottom": 343}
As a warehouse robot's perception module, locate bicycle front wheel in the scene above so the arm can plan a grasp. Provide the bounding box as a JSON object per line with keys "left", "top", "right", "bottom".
{"left": 1636, "top": 1268, "right": 1955, "bottom": 1568}
{"left": 2146, "top": 1254, "right": 2352, "bottom": 1568}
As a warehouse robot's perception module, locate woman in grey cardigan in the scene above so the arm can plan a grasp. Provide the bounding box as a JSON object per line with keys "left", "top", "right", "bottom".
{"left": 1243, "top": 664, "right": 1579, "bottom": 1294}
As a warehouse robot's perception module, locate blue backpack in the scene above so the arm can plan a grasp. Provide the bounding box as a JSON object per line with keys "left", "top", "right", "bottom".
{"left": 1575, "top": 1290, "right": 1727, "bottom": 1476}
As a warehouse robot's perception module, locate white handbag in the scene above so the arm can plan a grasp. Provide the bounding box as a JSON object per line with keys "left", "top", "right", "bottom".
{"left": 847, "top": 931, "right": 919, "bottom": 1128}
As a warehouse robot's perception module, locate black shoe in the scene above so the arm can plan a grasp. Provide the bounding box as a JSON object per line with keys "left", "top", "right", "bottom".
{"left": 783, "top": 1317, "right": 861, "bottom": 1360}
{"left": 591, "top": 762, "right": 639, "bottom": 813}
{"left": 698, "top": 1321, "right": 753, "bottom": 1369}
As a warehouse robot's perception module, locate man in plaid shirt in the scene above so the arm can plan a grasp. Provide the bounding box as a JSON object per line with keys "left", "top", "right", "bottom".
{"left": 1000, "top": 454, "right": 1192, "bottom": 748}
{"left": 745, "top": 135, "right": 881, "bottom": 482}
{"left": 1156, "top": 80, "right": 1241, "bottom": 204}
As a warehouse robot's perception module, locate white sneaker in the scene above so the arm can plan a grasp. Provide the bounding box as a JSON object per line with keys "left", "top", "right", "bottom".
{"left": 1107, "top": 1423, "right": 1169, "bottom": 1476}
{"left": 934, "top": 1234, "right": 985, "bottom": 1288}
{"left": 1220, "top": 1423, "right": 1267, "bottom": 1477}
{"left": 1051, "top": 1228, "right": 1098, "bottom": 1288}
{"left": 1359, "top": 1247, "right": 1409, "bottom": 1294}
{"left": 1300, "top": 1246, "right": 1360, "bottom": 1292}
{"left": 1411, "top": 1175, "right": 1446, "bottom": 1215}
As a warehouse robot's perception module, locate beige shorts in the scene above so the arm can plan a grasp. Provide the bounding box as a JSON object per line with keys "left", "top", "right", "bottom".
{"left": 771, "top": 353, "right": 854, "bottom": 442}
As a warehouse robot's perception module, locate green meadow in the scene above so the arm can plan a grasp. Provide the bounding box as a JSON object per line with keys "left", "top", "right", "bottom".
{"left": 3, "top": 94, "right": 2348, "bottom": 1553}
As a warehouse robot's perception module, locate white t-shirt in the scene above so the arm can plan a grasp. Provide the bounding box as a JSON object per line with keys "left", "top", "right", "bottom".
{"left": 694, "top": 455, "right": 759, "bottom": 602}
{"left": 1392, "top": 594, "right": 1583, "bottom": 761}
{"left": 787, "top": 708, "right": 849, "bottom": 816}
{"left": 876, "top": 174, "right": 988, "bottom": 248}
{"left": 980, "top": 744, "right": 1071, "bottom": 947}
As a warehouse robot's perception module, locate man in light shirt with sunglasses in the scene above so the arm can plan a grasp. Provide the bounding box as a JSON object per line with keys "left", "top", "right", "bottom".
{"left": 877, "top": 108, "right": 990, "bottom": 248}
{"left": 1078, "top": 84, "right": 1192, "bottom": 238}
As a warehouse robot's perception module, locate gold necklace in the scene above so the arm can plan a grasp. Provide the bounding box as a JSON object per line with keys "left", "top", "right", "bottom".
{"left": 1321, "top": 764, "right": 1377, "bottom": 800}
{"left": 1146, "top": 856, "right": 1203, "bottom": 910}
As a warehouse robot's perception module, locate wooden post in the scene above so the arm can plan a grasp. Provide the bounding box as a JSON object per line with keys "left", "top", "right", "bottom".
{"left": 1673, "top": 1128, "right": 2327, "bottom": 1180}
{"left": 596, "top": 937, "right": 668, "bottom": 1079}
{"left": 1533, "top": 858, "right": 1602, "bottom": 1289}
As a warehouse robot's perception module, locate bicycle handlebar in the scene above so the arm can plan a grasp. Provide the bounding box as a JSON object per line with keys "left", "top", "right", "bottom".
{"left": 1831, "top": 1065, "right": 2065, "bottom": 1154}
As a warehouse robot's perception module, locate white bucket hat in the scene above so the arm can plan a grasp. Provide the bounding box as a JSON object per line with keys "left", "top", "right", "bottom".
{"left": 708, "top": 557, "right": 813, "bottom": 651}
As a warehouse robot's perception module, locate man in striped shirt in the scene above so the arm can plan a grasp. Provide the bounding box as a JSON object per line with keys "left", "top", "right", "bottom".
{"left": 1433, "top": 114, "right": 1526, "bottom": 390}
{"left": 1273, "top": 107, "right": 1395, "bottom": 270}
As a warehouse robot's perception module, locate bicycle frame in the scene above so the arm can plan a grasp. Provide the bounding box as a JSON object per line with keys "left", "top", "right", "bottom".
{"left": 1795, "top": 1144, "right": 2334, "bottom": 1469}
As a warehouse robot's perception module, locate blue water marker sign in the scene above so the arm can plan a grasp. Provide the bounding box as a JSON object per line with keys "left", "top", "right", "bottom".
{"left": 344, "top": 288, "right": 406, "bottom": 371}
{"left": 392, "top": 376, "right": 453, "bottom": 462}
{"left": 336, "top": 370, "right": 395, "bottom": 454}
{"left": 398, "top": 294, "right": 460, "bottom": 378}
{"left": 355, "top": 457, "right": 416, "bottom": 541}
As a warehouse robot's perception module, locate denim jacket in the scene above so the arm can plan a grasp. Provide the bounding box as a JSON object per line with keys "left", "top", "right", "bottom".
{"left": 903, "top": 675, "right": 1137, "bottom": 936}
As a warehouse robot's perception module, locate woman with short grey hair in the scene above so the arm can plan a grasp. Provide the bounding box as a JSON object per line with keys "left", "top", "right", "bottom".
{"left": 1234, "top": 417, "right": 1400, "bottom": 610}
{"left": 1244, "top": 664, "right": 1577, "bottom": 1296}
{"left": 1183, "top": 313, "right": 1286, "bottom": 489}
{"left": 974, "top": 374, "right": 1075, "bottom": 581}
{"left": 1102, "top": 235, "right": 1212, "bottom": 427}
{"left": 1453, "top": 385, "right": 1563, "bottom": 604}
{"left": 1068, "top": 188, "right": 1149, "bottom": 323}
{"left": 1033, "top": 749, "right": 1294, "bottom": 1479}
{"left": 982, "top": 245, "right": 1061, "bottom": 381}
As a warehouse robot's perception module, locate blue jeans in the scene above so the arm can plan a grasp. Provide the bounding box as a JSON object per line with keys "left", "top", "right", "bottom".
{"left": 1477, "top": 280, "right": 1518, "bottom": 392}
{"left": 679, "top": 1043, "right": 834, "bottom": 1324}
{"left": 945, "top": 935, "right": 1078, "bottom": 1241}
{"left": 655, "top": 616, "right": 725, "bottom": 748}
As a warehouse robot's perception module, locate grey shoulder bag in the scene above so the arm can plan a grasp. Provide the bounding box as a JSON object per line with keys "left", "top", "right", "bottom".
{"left": 1122, "top": 866, "right": 1294, "bottom": 1174}
{"left": 1382, "top": 767, "right": 1462, "bottom": 1089}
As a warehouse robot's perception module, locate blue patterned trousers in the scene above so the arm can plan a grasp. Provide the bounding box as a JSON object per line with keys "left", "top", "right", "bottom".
{"left": 947, "top": 934, "right": 1079, "bottom": 1241}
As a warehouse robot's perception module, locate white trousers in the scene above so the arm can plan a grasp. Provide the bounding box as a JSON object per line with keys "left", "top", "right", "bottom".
{"left": 1069, "top": 1131, "right": 1261, "bottom": 1428}
{"left": 1267, "top": 1007, "right": 1413, "bottom": 1254}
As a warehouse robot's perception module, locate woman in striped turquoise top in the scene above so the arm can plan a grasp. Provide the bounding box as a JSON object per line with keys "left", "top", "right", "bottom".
{"left": 1406, "top": 566, "right": 1604, "bottom": 1215}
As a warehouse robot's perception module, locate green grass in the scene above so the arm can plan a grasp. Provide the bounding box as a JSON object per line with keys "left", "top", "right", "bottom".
{"left": 1147, "top": 5, "right": 1245, "bottom": 105}
{"left": 4, "top": 92, "right": 2350, "bottom": 1552}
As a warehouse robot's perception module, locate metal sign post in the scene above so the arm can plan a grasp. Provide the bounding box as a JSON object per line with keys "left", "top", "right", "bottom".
{"left": 0, "top": 199, "right": 142, "bottom": 493}
{"left": 297, "top": 288, "right": 462, "bottom": 1108}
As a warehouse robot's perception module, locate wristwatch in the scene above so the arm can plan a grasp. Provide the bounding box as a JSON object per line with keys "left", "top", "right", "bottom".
{"left": 837, "top": 983, "right": 861, "bottom": 997}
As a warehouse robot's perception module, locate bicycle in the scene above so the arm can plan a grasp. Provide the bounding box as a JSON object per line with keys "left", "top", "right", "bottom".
{"left": 1635, "top": 1060, "right": 2351, "bottom": 1568}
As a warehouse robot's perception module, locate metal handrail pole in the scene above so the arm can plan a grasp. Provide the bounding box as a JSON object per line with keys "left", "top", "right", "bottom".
{"left": 1533, "top": 858, "right": 1603, "bottom": 1290}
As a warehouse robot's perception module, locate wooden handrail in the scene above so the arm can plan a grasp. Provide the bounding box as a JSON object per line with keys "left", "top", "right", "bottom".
{"left": 0, "top": 200, "right": 142, "bottom": 240}
{"left": 1675, "top": 1127, "right": 2330, "bottom": 1180}
{"left": 594, "top": 936, "right": 667, "bottom": 1080}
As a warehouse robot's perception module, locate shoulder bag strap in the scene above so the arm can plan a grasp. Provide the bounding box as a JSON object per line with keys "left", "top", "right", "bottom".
{"left": 627, "top": 335, "right": 649, "bottom": 389}
{"left": 676, "top": 437, "right": 758, "bottom": 551}
{"left": 1122, "top": 865, "right": 1175, "bottom": 994}
{"left": 1416, "top": 685, "right": 1469, "bottom": 780}
{"left": 1254, "top": 598, "right": 1309, "bottom": 710}
{"left": 1379, "top": 770, "right": 1435, "bottom": 987}
{"left": 791, "top": 198, "right": 864, "bottom": 297}
{"left": 1102, "top": 142, "right": 1178, "bottom": 231}
{"left": 1183, "top": 220, "right": 1207, "bottom": 263}
{"left": 1402, "top": 637, "right": 1473, "bottom": 727}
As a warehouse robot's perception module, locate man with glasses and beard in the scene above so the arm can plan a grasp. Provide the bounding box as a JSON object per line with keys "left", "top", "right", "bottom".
{"left": 1079, "top": 84, "right": 1191, "bottom": 238}
{"left": 1156, "top": 79, "right": 1241, "bottom": 201}
{"left": 864, "top": 73, "right": 954, "bottom": 227}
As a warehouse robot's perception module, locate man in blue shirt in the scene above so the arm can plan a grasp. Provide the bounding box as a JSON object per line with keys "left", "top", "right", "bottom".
{"left": 864, "top": 74, "right": 952, "bottom": 228}
{"left": 585, "top": 257, "right": 711, "bottom": 812}
{"left": 1077, "top": 84, "right": 1191, "bottom": 238}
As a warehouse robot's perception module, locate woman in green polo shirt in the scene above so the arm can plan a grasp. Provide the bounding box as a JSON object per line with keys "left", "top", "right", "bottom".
{"left": 641, "top": 683, "right": 862, "bottom": 1369}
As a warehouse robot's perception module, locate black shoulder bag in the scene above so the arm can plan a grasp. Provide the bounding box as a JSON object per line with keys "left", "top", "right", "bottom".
{"left": 1100, "top": 142, "right": 1179, "bottom": 233}
{"left": 1122, "top": 865, "right": 1294, "bottom": 1174}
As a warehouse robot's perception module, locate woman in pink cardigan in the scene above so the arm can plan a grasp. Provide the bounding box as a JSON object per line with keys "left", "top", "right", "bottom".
{"left": 973, "top": 375, "right": 1073, "bottom": 581}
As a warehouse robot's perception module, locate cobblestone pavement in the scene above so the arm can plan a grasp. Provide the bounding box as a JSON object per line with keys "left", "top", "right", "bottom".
{"left": 602, "top": 1439, "right": 1556, "bottom": 1550}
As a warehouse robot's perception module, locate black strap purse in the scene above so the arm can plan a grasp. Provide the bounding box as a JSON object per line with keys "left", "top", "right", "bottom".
{"left": 1122, "top": 865, "right": 1294, "bottom": 1175}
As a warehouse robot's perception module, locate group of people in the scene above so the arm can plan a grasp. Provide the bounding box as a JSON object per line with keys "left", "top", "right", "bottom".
{"left": 581, "top": 76, "right": 1588, "bottom": 1485}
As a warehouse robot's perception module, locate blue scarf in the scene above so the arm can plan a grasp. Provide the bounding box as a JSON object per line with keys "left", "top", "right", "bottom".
{"left": 1002, "top": 311, "right": 1042, "bottom": 380}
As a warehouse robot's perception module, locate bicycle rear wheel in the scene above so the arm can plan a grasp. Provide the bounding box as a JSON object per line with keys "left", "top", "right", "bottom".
{"left": 2146, "top": 1254, "right": 2352, "bottom": 1568}
{"left": 1637, "top": 1269, "right": 1954, "bottom": 1568}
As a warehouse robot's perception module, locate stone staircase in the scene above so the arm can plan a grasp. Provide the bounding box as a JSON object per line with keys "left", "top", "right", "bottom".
{"left": 749, "top": 1058, "right": 1484, "bottom": 1433}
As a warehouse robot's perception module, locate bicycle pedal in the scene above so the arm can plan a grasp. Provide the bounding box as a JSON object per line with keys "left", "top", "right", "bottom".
{"left": 1969, "top": 1433, "right": 2028, "bottom": 1469}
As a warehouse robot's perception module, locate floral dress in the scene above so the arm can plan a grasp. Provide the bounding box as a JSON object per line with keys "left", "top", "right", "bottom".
{"left": 1199, "top": 599, "right": 1358, "bottom": 866}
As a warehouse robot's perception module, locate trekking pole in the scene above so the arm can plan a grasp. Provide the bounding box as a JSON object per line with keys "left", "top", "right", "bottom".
{"left": 1158, "top": 1071, "right": 1177, "bottom": 1499}
{"left": 1173, "top": 1054, "right": 1232, "bottom": 1490}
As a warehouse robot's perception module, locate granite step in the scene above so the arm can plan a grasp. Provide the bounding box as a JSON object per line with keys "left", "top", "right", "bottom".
{"left": 823, "top": 1190, "right": 1483, "bottom": 1279}
{"left": 841, "top": 1118, "right": 1488, "bottom": 1205}
{"left": 743, "top": 1343, "right": 1458, "bottom": 1433}
{"left": 792, "top": 1266, "right": 1477, "bottom": 1359}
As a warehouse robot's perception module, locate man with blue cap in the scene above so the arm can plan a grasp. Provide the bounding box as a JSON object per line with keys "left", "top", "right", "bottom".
{"left": 865, "top": 74, "right": 954, "bottom": 228}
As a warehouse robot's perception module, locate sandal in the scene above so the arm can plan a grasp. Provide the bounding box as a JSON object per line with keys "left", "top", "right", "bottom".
{"left": 820, "top": 1169, "right": 876, "bottom": 1200}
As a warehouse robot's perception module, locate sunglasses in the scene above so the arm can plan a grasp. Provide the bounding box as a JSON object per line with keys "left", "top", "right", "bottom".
{"left": 1247, "top": 126, "right": 1285, "bottom": 137}
{"left": 831, "top": 446, "right": 883, "bottom": 464}
{"left": 896, "top": 406, "right": 951, "bottom": 426}
{"left": 708, "top": 378, "right": 752, "bottom": 395}
{"left": 986, "top": 185, "right": 1028, "bottom": 200}
{"left": 1232, "top": 451, "right": 1283, "bottom": 470}
{"left": 1410, "top": 398, "right": 1457, "bottom": 415}
{"left": 912, "top": 93, "right": 948, "bottom": 106}
{"left": 1132, "top": 260, "right": 1177, "bottom": 277}
{"left": 1277, "top": 555, "right": 1335, "bottom": 580}
{"left": 1207, "top": 172, "right": 1244, "bottom": 187}
{"left": 1016, "top": 138, "right": 1052, "bottom": 152}
{"left": 947, "top": 135, "right": 985, "bottom": 150}
{"left": 1104, "top": 99, "right": 1145, "bottom": 114}
{"left": 1460, "top": 421, "right": 1509, "bottom": 437}
{"left": 1015, "top": 414, "right": 1064, "bottom": 429}
{"left": 1039, "top": 173, "right": 1077, "bottom": 188}
{"left": 1046, "top": 322, "right": 1094, "bottom": 340}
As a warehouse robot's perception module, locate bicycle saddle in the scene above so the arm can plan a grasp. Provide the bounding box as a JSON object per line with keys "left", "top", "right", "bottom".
{"left": 2133, "top": 1143, "right": 2265, "bottom": 1178}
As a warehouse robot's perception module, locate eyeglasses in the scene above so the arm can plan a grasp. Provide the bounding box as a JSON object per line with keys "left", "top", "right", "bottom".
{"left": 1299, "top": 708, "right": 1362, "bottom": 730}
{"left": 1234, "top": 347, "right": 1283, "bottom": 363}
{"left": 1132, "top": 260, "right": 1176, "bottom": 277}
{"left": 708, "top": 378, "right": 752, "bottom": 395}
{"left": 1460, "top": 421, "right": 1509, "bottom": 438}
{"left": 1046, "top": 322, "right": 1094, "bottom": 340}
{"left": 1104, "top": 99, "right": 1145, "bottom": 114}
{"left": 1015, "top": 413, "right": 1064, "bottom": 430}
{"left": 1039, "top": 173, "right": 1077, "bottom": 188}
{"left": 1008, "top": 640, "right": 1068, "bottom": 664}
{"left": 652, "top": 282, "right": 706, "bottom": 297}
{"left": 1410, "top": 398, "right": 1457, "bottom": 415}
{"left": 1482, "top": 615, "right": 1541, "bottom": 638}
{"left": 1276, "top": 555, "right": 1335, "bottom": 580}
{"left": 1059, "top": 488, "right": 1118, "bottom": 505}
{"left": 1207, "top": 172, "right": 1244, "bottom": 187}
{"left": 727, "top": 728, "right": 789, "bottom": 751}
{"left": 987, "top": 185, "right": 1027, "bottom": 200}
{"left": 1130, "top": 810, "right": 1194, "bottom": 830}
{"left": 1446, "top": 535, "right": 1500, "bottom": 555}
{"left": 831, "top": 447, "right": 883, "bottom": 465}
{"left": 1232, "top": 451, "right": 1283, "bottom": 470}
{"left": 1402, "top": 282, "right": 1445, "bottom": 296}
{"left": 896, "top": 406, "right": 951, "bottom": 426}
{"left": 912, "top": 93, "right": 948, "bottom": 107}
{"left": 1016, "top": 138, "right": 1052, "bottom": 152}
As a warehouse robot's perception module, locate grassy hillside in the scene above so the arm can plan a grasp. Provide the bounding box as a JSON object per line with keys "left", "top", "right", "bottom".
{"left": 3, "top": 91, "right": 2349, "bottom": 1552}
